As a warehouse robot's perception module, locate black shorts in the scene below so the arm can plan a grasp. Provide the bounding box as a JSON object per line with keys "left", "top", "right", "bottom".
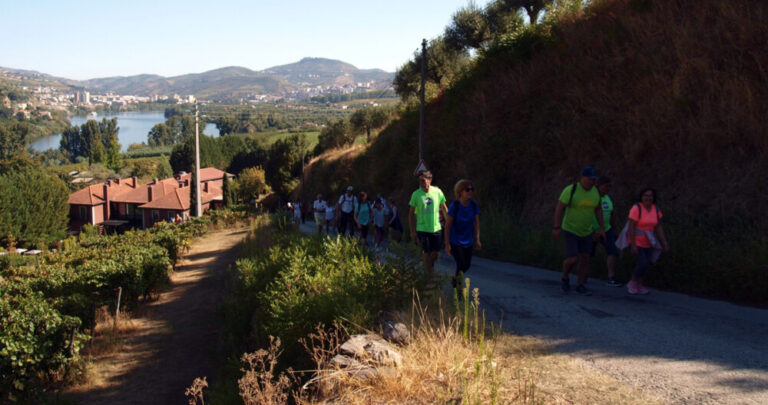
{"left": 418, "top": 231, "right": 442, "bottom": 253}
{"left": 359, "top": 224, "right": 369, "bottom": 239}
{"left": 591, "top": 228, "right": 618, "bottom": 256}
{"left": 563, "top": 230, "right": 593, "bottom": 258}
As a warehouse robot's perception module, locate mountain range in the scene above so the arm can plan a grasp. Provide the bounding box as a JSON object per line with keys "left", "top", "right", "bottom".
{"left": 0, "top": 58, "right": 394, "bottom": 101}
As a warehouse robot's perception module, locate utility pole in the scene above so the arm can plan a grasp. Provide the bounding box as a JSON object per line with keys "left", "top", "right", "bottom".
{"left": 419, "top": 38, "right": 427, "bottom": 163}
{"left": 194, "top": 101, "right": 202, "bottom": 217}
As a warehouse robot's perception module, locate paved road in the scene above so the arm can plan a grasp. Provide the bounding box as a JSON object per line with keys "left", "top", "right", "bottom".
{"left": 300, "top": 223, "right": 768, "bottom": 404}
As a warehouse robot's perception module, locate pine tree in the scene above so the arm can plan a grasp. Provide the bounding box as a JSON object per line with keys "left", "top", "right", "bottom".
{"left": 222, "top": 173, "right": 230, "bottom": 207}
{"left": 189, "top": 171, "right": 198, "bottom": 217}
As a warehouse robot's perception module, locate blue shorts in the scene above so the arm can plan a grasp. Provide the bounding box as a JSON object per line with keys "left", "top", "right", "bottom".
{"left": 563, "top": 230, "right": 593, "bottom": 258}
{"left": 592, "top": 228, "right": 618, "bottom": 256}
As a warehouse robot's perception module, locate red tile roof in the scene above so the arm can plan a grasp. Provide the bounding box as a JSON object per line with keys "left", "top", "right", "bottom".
{"left": 111, "top": 178, "right": 179, "bottom": 204}
{"left": 138, "top": 184, "right": 222, "bottom": 210}
{"left": 68, "top": 179, "right": 137, "bottom": 206}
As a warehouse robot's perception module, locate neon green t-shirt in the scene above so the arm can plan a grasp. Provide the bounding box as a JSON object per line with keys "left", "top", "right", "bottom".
{"left": 409, "top": 186, "right": 446, "bottom": 233}
{"left": 558, "top": 183, "right": 601, "bottom": 237}
{"left": 592, "top": 194, "right": 613, "bottom": 232}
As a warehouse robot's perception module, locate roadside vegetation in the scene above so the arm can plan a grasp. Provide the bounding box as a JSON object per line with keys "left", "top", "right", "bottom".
{"left": 302, "top": 0, "right": 768, "bottom": 305}
{"left": 0, "top": 217, "right": 212, "bottom": 402}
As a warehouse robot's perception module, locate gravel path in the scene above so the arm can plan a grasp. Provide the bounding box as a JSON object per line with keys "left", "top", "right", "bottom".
{"left": 441, "top": 254, "right": 768, "bottom": 404}
{"left": 300, "top": 223, "right": 768, "bottom": 404}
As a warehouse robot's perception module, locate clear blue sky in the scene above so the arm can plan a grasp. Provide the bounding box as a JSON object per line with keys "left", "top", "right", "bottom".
{"left": 1, "top": 0, "right": 492, "bottom": 80}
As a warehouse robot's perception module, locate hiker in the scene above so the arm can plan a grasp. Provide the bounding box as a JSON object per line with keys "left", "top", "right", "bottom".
{"left": 301, "top": 199, "right": 309, "bottom": 223}
{"left": 388, "top": 197, "right": 403, "bottom": 242}
{"left": 325, "top": 198, "right": 336, "bottom": 235}
{"left": 617, "top": 188, "right": 670, "bottom": 295}
{"left": 444, "top": 179, "right": 481, "bottom": 289}
{"left": 553, "top": 166, "right": 605, "bottom": 296}
{"left": 337, "top": 186, "right": 357, "bottom": 237}
{"left": 409, "top": 170, "right": 448, "bottom": 283}
{"left": 354, "top": 192, "right": 373, "bottom": 245}
{"left": 372, "top": 198, "right": 387, "bottom": 249}
{"left": 313, "top": 193, "right": 327, "bottom": 234}
{"left": 292, "top": 200, "right": 302, "bottom": 224}
{"left": 592, "top": 176, "right": 621, "bottom": 287}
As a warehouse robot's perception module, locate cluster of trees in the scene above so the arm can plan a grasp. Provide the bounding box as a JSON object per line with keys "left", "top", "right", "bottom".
{"left": 315, "top": 106, "right": 394, "bottom": 154}
{"left": 394, "top": 0, "right": 567, "bottom": 99}
{"left": 309, "top": 89, "right": 396, "bottom": 104}
{"left": 59, "top": 118, "right": 122, "bottom": 170}
{"left": 147, "top": 115, "right": 198, "bottom": 146}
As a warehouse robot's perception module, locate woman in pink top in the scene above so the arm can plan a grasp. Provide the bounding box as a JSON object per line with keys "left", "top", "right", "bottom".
{"left": 627, "top": 188, "right": 670, "bottom": 294}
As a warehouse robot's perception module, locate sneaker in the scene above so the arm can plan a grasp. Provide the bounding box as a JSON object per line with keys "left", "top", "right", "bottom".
{"left": 627, "top": 280, "right": 639, "bottom": 295}
{"left": 561, "top": 278, "right": 570, "bottom": 293}
{"left": 575, "top": 284, "right": 592, "bottom": 296}
{"left": 637, "top": 284, "right": 650, "bottom": 295}
{"left": 606, "top": 278, "right": 624, "bottom": 287}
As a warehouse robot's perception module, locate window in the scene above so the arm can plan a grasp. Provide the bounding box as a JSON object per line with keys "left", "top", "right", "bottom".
{"left": 79, "top": 206, "right": 87, "bottom": 220}
{"left": 127, "top": 204, "right": 135, "bottom": 215}
{"left": 152, "top": 210, "right": 160, "bottom": 222}
{"left": 168, "top": 212, "right": 175, "bottom": 222}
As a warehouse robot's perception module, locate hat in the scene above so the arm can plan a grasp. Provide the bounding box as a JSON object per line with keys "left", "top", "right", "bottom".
{"left": 346, "top": 186, "right": 354, "bottom": 192}
{"left": 581, "top": 166, "right": 597, "bottom": 179}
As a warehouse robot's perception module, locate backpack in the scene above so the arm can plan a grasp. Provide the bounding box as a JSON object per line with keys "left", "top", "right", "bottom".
{"left": 449, "top": 199, "right": 479, "bottom": 219}
{"left": 567, "top": 183, "right": 579, "bottom": 207}
{"left": 339, "top": 194, "right": 355, "bottom": 211}
{"left": 356, "top": 201, "right": 372, "bottom": 215}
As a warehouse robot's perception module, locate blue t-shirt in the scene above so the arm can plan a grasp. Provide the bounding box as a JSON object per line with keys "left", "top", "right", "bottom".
{"left": 447, "top": 200, "right": 479, "bottom": 248}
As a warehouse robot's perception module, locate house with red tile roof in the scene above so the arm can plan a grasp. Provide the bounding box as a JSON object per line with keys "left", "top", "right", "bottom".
{"left": 67, "top": 168, "right": 233, "bottom": 232}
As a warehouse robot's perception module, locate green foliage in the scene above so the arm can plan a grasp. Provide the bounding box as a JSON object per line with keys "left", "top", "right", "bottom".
{"left": 349, "top": 106, "right": 390, "bottom": 142}
{"left": 59, "top": 118, "right": 121, "bottom": 165}
{"left": 0, "top": 217, "right": 210, "bottom": 398}
{"left": 237, "top": 167, "right": 269, "bottom": 203}
{"left": 265, "top": 134, "right": 306, "bottom": 197}
{"left": 315, "top": 118, "right": 352, "bottom": 154}
{"left": 0, "top": 122, "right": 30, "bottom": 161}
{"left": 0, "top": 168, "right": 69, "bottom": 247}
{"left": 230, "top": 223, "right": 425, "bottom": 362}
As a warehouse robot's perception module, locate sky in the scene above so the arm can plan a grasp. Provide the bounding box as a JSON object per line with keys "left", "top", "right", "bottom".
{"left": 1, "top": 0, "right": 493, "bottom": 80}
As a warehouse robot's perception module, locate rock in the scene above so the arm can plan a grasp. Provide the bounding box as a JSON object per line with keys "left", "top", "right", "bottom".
{"left": 382, "top": 321, "right": 410, "bottom": 345}
{"left": 364, "top": 339, "right": 402, "bottom": 367}
{"left": 339, "top": 334, "right": 380, "bottom": 358}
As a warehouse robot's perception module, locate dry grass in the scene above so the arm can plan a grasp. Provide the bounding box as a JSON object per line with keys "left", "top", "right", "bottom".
{"left": 231, "top": 291, "right": 656, "bottom": 404}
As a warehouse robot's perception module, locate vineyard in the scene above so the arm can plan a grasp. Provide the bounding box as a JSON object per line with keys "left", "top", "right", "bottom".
{"left": 0, "top": 217, "right": 211, "bottom": 402}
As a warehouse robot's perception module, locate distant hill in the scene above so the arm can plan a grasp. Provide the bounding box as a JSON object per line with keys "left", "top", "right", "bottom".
{"left": 262, "top": 57, "right": 393, "bottom": 86}
{"left": 0, "top": 58, "right": 394, "bottom": 101}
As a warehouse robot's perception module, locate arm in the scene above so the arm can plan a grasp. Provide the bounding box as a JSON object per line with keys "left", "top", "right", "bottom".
{"left": 628, "top": 219, "right": 638, "bottom": 255}
{"left": 389, "top": 206, "right": 397, "bottom": 225}
{"left": 408, "top": 206, "right": 416, "bottom": 241}
{"left": 595, "top": 205, "right": 606, "bottom": 239}
{"left": 354, "top": 208, "right": 360, "bottom": 227}
{"left": 444, "top": 213, "right": 454, "bottom": 254}
{"left": 474, "top": 213, "right": 481, "bottom": 250}
{"left": 553, "top": 201, "right": 567, "bottom": 238}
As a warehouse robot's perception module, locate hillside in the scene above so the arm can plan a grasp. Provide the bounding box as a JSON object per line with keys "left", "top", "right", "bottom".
{"left": 262, "top": 57, "right": 393, "bottom": 86}
{"left": 302, "top": 0, "right": 768, "bottom": 304}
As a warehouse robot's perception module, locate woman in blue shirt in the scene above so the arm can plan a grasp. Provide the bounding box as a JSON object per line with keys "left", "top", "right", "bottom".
{"left": 444, "top": 179, "right": 481, "bottom": 289}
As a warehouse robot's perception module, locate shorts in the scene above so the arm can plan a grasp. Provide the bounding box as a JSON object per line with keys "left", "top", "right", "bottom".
{"left": 563, "top": 230, "right": 593, "bottom": 258}
{"left": 591, "top": 228, "right": 618, "bottom": 256}
{"left": 314, "top": 216, "right": 325, "bottom": 226}
{"left": 418, "top": 231, "right": 442, "bottom": 253}
{"left": 359, "top": 224, "right": 369, "bottom": 239}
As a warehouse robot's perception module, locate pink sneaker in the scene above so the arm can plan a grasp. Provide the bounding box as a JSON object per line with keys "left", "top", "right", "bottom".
{"left": 637, "top": 284, "right": 649, "bottom": 295}
{"left": 627, "top": 280, "right": 638, "bottom": 294}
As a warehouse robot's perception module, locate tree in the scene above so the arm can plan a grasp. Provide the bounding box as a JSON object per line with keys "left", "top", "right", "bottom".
{"left": 59, "top": 118, "right": 120, "bottom": 165}
{"left": 502, "top": 0, "right": 553, "bottom": 25}
{"left": 189, "top": 170, "right": 198, "bottom": 217}
{"left": 222, "top": 174, "right": 231, "bottom": 207}
{"left": 350, "top": 107, "right": 389, "bottom": 142}
{"left": 0, "top": 168, "right": 68, "bottom": 246}
{"left": 394, "top": 37, "right": 471, "bottom": 99}
{"left": 265, "top": 134, "right": 306, "bottom": 198}
{"left": 445, "top": 3, "right": 493, "bottom": 51}
{"left": 148, "top": 123, "right": 174, "bottom": 146}
{"left": 0, "top": 122, "right": 30, "bottom": 161}
{"left": 315, "top": 119, "right": 352, "bottom": 154}
{"left": 237, "top": 167, "right": 269, "bottom": 202}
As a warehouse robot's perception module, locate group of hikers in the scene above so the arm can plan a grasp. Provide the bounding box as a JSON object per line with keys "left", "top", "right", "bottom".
{"left": 291, "top": 166, "right": 670, "bottom": 296}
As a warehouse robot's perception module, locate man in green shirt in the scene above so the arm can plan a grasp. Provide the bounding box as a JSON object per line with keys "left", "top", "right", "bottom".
{"left": 553, "top": 166, "right": 605, "bottom": 295}
{"left": 592, "top": 176, "right": 621, "bottom": 286}
{"left": 409, "top": 170, "right": 448, "bottom": 282}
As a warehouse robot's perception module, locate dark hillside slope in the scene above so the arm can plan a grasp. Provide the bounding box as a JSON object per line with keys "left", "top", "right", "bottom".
{"left": 304, "top": 0, "right": 768, "bottom": 304}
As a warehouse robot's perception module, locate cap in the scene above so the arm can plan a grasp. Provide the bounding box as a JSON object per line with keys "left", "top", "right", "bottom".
{"left": 346, "top": 186, "right": 354, "bottom": 191}
{"left": 581, "top": 166, "right": 597, "bottom": 179}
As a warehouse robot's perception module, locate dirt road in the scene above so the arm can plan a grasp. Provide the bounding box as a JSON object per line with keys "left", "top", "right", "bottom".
{"left": 66, "top": 227, "right": 248, "bottom": 405}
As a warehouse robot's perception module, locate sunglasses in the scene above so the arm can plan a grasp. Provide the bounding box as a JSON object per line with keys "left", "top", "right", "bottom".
{"left": 465, "top": 187, "right": 474, "bottom": 192}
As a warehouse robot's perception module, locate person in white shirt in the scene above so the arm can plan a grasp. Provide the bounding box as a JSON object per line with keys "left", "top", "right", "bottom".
{"left": 313, "top": 194, "right": 328, "bottom": 234}
{"left": 292, "top": 200, "right": 302, "bottom": 224}
{"left": 325, "top": 200, "right": 336, "bottom": 235}
{"left": 336, "top": 186, "right": 358, "bottom": 237}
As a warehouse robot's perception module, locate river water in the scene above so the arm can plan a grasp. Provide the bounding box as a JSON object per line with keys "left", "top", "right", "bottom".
{"left": 30, "top": 111, "right": 220, "bottom": 152}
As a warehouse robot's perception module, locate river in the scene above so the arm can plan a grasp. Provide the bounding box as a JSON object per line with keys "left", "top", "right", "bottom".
{"left": 30, "top": 111, "right": 220, "bottom": 152}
